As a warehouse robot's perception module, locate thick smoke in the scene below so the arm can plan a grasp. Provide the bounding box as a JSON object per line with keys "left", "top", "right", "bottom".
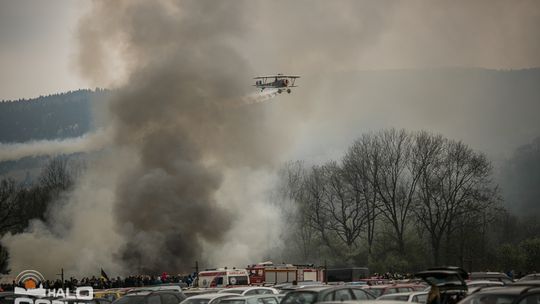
{"left": 77, "top": 0, "right": 293, "bottom": 273}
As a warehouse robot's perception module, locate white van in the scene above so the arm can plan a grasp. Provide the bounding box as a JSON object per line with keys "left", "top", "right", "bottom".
{"left": 197, "top": 268, "right": 250, "bottom": 288}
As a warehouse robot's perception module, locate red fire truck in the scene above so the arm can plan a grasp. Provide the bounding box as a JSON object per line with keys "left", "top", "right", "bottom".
{"left": 247, "top": 262, "right": 324, "bottom": 285}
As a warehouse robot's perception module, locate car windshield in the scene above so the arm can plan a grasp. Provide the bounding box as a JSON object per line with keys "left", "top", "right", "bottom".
{"left": 115, "top": 296, "right": 146, "bottom": 304}
{"left": 460, "top": 294, "right": 518, "bottom": 304}
{"left": 281, "top": 291, "right": 317, "bottom": 304}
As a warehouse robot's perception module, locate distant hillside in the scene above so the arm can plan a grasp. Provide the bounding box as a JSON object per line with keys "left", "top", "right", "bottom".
{"left": 0, "top": 89, "right": 109, "bottom": 181}
{"left": 0, "top": 89, "right": 109, "bottom": 143}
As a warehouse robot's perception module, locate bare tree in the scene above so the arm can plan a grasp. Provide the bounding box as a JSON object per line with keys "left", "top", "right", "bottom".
{"left": 413, "top": 136, "right": 499, "bottom": 265}
{"left": 343, "top": 134, "right": 382, "bottom": 258}
{"left": 0, "top": 179, "right": 23, "bottom": 233}
{"left": 367, "top": 129, "right": 421, "bottom": 253}
{"left": 320, "top": 162, "right": 367, "bottom": 256}
{"left": 278, "top": 161, "right": 317, "bottom": 261}
{"left": 39, "top": 157, "right": 74, "bottom": 192}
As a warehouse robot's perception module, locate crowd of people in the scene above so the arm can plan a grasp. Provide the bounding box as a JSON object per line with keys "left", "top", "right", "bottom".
{"left": 0, "top": 273, "right": 196, "bottom": 292}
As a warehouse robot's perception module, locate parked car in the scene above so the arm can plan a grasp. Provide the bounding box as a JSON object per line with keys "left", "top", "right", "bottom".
{"left": 217, "top": 287, "right": 279, "bottom": 296}
{"left": 376, "top": 291, "right": 428, "bottom": 303}
{"left": 219, "top": 294, "right": 282, "bottom": 304}
{"left": 458, "top": 286, "right": 533, "bottom": 304}
{"left": 113, "top": 290, "right": 186, "bottom": 304}
{"left": 317, "top": 300, "right": 405, "bottom": 304}
{"left": 179, "top": 293, "right": 239, "bottom": 304}
{"left": 466, "top": 281, "right": 505, "bottom": 295}
{"left": 183, "top": 289, "right": 221, "bottom": 298}
{"left": 275, "top": 282, "right": 326, "bottom": 294}
{"left": 362, "top": 285, "right": 425, "bottom": 298}
{"left": 517, "top": 274, "right": 540, "bottom": 282}
{"left": 511, "top": 281, "right": 540, "bottom": 287}
{"left": 510, "top": 286, "right": 540, "bottom": 304}
{"left": 415, "top": 266, "right": 469, "bottom": 304}
{"left": 280, "top": 285, "right": 376, "bottom": 304}
{"left": 127, "top": 285, "right": 184, "bottom": 293}
{"left": 469, "top": 273, "right": 513, "bottom": 285}
{"left": 0, "top": 292, "right": 17, "bottom": 304}
{"left": 95, "top": 288, "right": 132, "bottom": 302}
{"left": 64, "top": 298, "right": 112, "bottom": 304}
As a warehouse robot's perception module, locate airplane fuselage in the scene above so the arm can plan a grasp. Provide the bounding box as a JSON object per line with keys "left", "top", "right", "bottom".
{"left": 255, "top": 78, "right": 290, "bottom": 89}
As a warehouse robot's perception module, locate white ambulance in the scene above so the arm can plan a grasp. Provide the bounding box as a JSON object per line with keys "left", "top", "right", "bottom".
{"left": 197, "top": 268, "right": 250, "bottom": 288}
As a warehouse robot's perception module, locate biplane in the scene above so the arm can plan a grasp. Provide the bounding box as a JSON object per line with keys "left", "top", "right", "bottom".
{"left": 253, "top": 74, "right": 300, "bottom": 94}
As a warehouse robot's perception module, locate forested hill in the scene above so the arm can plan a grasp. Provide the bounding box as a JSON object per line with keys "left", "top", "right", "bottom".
{"left": 0, "top": 89, "right": 109, "bottom": 143}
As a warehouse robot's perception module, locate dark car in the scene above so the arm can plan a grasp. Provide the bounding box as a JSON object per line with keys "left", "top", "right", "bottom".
{"left": 65, "top": 298, "right": 112, "bottom": 304}
{"left": 458, "top": 286, "right": 533, "bottom": 304}
{"left": 415, "top": 266, "right": 469, "bottom": 304}
{"left": 0, "top": 292, "right": 15, "bottom": 304}
{"left": 511, "top": 286, "right": 540, "bottom": 304}
{"left": 113, "top": 290, "right": 186, "bottom": 304}
{"left": 280, "top": 286, "right": 376, "bottom": 304}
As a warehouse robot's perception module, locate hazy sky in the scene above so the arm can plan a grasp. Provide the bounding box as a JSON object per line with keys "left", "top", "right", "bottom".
{"left": 1, "top": 0, "right": 540, "bottom": 100}
{"left": 0, "top": 0, "right": 88, "bottom": 100}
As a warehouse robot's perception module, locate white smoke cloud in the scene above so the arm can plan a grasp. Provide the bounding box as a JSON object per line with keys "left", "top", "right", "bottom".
{"left": 0, "top": 128, "right": 112, "bottom": 162}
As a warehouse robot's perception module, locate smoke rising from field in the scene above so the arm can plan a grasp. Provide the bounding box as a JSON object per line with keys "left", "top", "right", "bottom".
{"left": 0, "top": 129, "right": 111, "bottom": 162}
{"left": 77, "top": 0, "right": 293, "bottom": 273}
{"left": 3, "top": 0, "right": 294, "bottom": 276}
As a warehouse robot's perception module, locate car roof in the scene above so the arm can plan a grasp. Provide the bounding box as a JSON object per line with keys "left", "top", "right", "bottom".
{"left": 467, "top": 281, "right": 504, "bottom": 285}
{"left": 379, "top": 291, "right": 428, "bottom": 297}
{"left": 286, "top": 286, "right": 335, "bottom": 292}
{"left": 126, "top": 291, "right": 153, "bottom": 296}
{"left": 224, "top": 287, "right": 274, "bottom": 291}
{"left": 512, "top": 281, "right": 540, "bottom": 287}
{"left": 189, "top": 293, "right": 240, "bottom": 299}
{"left": 470, "top": 272, "right": 510, "bottom": 278}
{"left": 319, "top": 300, "right": 405, "bottom": 304}
{"left": 520, "top": 274, "right": 540, "bottom": 280}
{"left": 470, "top": 286, "right": 531, "bottom": 295}
{"left": 223, "top": 295, "right": 280, "bottom": 300}
{"left": 364, "top": 285, "right": 391, "bottom": 288}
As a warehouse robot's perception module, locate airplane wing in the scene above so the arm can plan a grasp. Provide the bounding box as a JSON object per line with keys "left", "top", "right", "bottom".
{"left": 254, "top": 75, "right": 301, "bottom": 79}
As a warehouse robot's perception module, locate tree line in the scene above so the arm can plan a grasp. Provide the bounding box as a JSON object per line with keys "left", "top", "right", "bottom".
{"left": 0, "top": 89, "right": 108, "bottom": 143}
{"left": 277, "top": 129, "right": 539, "bottom": 274}
{"left": 1, "top": 129, "right": 539, "bottom": 275}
